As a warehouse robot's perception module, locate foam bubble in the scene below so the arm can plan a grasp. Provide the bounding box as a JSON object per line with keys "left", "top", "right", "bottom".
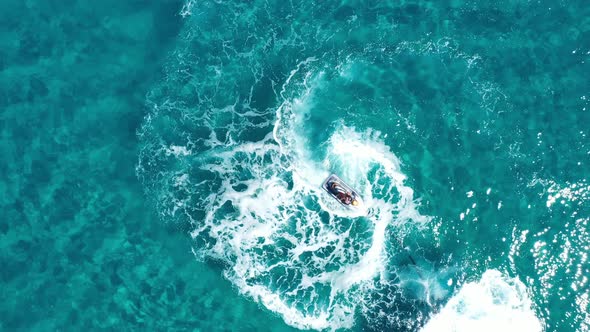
{"left": 166, "top": 145, "right": 191, "bottom": 157}
{"left": 421, "top": 270, "right": 543, "bottom": 332}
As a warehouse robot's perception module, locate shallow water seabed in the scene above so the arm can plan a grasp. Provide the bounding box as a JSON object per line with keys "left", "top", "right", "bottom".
{"left": 0, "top": 0, "right": 296, "bottom": 331}
{"left": 2, "top": 0, "right": 589, "bottom": 331}
{"left": 138, "top": 0, "right": 589, "bottom": 331}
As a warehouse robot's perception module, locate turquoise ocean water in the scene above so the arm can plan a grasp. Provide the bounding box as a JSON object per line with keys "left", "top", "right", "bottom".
{"left": 2, "top": 0, "right": 589, "bottom": 331}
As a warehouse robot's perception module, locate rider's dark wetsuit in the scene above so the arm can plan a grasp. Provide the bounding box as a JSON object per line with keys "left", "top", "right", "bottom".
{"left": 328, "top": 181, "right": 353, "bottom": 205}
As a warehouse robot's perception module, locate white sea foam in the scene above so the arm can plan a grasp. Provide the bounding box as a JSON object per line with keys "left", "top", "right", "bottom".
{"left": 421, "top": 270, "right": 543, "bottom": 332}
{"left": 178, "top": 62, "right": 432, "bottom": 330}
{"left": 165, "top": 144, "right": 191, "bottom": 157}
{"left": 138, "top": 17, "right": 507, "bottom": 327}
{"left": 202, "top": 126, "right": 427, "bottom": 330}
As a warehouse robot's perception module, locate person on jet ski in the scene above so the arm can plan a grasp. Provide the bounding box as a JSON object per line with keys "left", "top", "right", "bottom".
{"left": 338, "top": 191, "right": 353, "bottom": 205}
{"left": 328, "top": 181, "right": 353, "bottom": 205}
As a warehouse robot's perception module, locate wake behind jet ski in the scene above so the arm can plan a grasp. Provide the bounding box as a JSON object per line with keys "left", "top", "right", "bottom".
{"left": 322, "top": 174, "right": 362, "bottom": 207}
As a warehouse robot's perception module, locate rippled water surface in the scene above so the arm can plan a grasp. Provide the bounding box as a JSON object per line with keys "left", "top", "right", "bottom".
{"left": 2, "top": 0, "right": 589, "bottom": 331}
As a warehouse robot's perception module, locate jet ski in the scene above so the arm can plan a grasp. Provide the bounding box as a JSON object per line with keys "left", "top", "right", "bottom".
{"left": 322, "top": 174, "right": 363, "bottom": 208}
